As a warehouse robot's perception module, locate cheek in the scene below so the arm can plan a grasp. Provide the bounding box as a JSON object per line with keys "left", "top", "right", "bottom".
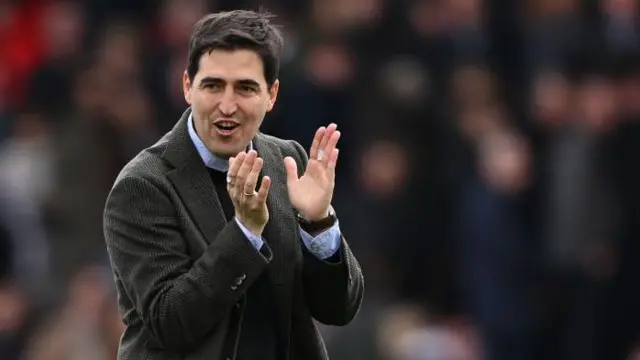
{"left": 241, "top": 99, "right": 268, "bottom": 122}
{"left": 193, "top": 93, "right": 217, "bottom": 113}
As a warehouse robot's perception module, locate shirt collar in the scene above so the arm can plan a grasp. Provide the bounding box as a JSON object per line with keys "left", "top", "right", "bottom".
{"left": 187, "top": 112, "right": 253, "bottom": 172}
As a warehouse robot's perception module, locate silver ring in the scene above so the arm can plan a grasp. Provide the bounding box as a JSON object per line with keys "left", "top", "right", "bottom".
{"left": 243, "top": 191, "right": 256, "bottom": 196}
{"left": 317, "top": 149, "right": 325, "bottom": 161}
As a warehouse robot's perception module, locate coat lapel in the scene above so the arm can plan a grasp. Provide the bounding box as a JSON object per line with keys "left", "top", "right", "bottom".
{"left": 163, "top": 109, "right": 227, "bottom": 246}
{"left": 253, "top": 133, "right": 296, "bottom": 345}
{"left": 253, "top": 133, "right": 298, "bottom": 287}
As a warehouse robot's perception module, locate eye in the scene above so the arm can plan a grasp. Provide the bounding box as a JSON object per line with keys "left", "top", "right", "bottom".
{"left": 203, "top": 83, "right": 223, "bottom": 91}
{"left": 238, "top": 85, "right": 256, "bottom": 94}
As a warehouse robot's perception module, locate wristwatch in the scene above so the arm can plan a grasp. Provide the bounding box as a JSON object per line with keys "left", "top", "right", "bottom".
{"left": 297, "top": 208, "right": 337, "bottom": 234}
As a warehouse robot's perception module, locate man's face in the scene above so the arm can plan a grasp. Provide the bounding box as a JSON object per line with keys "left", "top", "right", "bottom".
{"left": 183, "top": 49, "right": 279, "bottom": 158}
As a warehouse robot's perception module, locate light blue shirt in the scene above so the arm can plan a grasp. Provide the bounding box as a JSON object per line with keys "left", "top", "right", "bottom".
{"left": 187, "top": 114, "right": 341, "bottom": 260}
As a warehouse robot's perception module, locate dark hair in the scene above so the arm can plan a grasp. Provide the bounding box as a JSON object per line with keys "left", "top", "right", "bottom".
{"left": 187, "top": 9, "right": 284, "bottom": 89}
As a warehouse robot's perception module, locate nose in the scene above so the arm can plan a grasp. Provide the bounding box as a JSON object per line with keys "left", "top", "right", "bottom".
{"left": 218, "top": 87, "right": 238, "bottom": 116}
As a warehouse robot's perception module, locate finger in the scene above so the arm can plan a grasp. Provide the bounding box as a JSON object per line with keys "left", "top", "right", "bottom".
{"left": 321, "top": 130, "right": 340, "bottom": 166}
{"left": 256, "top": 175, "right": 271, "bottom": 204}
{"left": 227, "top": 152, "right": 246, "bottom": 184}
{"left": 227, "top": 154, "right": 244, "bottom": 198}
{"left": 317, "top": 123, "right": 337, "bottom": 160}
{"left": 284, "top": 157, "right": 298, "bottom": 186}
{"left": 233, "top": 150, "right": 257, "bottom": 195}
{"left": 243, "top": 157, "right": 263, "bottom": 196}
{"left": 327, "top": 148, "right": 339, "bottom": 173}
{"left": 309, "top": 127, "right": 325, "bottom": 160}
{"left": 227, "top": 156, "right": 236, "bottom": 182}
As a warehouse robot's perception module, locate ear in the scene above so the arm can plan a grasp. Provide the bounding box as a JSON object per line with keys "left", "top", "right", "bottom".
{"left": 266, "top": 79, "right": 279, "bottom": 112}
{"left": 183, "top": 70, "right": 192, "bottom": 104}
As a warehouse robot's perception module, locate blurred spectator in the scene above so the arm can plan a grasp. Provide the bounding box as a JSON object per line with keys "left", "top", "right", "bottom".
{"left": 535, "top": 65, "right": 622, "bottom": 360}
{"left": 523, "top": 0, "right": 584, "bottom": 76}
{"left": 22, "top": 265, "right": 122, "bottom": 360}
{"left": 25, "top": 0, "right": 85, "bottom": 117}
{"left": 445, "top": 0, "right": 488, "bottom": 59}
{"left": 531, "top": 70, "right": 572, "bottom": 129}
{"left": 0, "top": 280, "right": 33, "bottom": 360}
{"left": 149, "top": 0, "right": 210, "bottom": 132}
{"left": 92, "top": 19, "right": 144, "bottom": 78}
{"left": 377, "top": 304, "right": 480, "bottom": 360}
{"left": 451, "top": 62, "right": 498, "bottom": 111}
{"left": 360, "top": 140, "right": 409, "bottom": 200}
{"left": 456, "top": 116, "right": 540, "bottom": 360}
{"left": 0, "top": 1, "right": 48, "bottom": 108}
{"left": 310, "top": 0, "right": 383, "bottom": 36}
{"left": 598, "top": 51, "right": 640, "bottom": 360}
{"left": 0, "top": 214, "right": 12, "bottom": 282}
{"left": 601, "top": 0, "right": 639, "bottom": 52}
{"left": 0, "top": 110, "right": 53, "bottom": 301}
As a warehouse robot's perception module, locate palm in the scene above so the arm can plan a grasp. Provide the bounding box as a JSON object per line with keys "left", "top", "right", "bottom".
{"left": 284, "top": 124, "right": 341, "bottom": 220}
{"left": 288, "top": 160, "right": 333, "bottom": 217}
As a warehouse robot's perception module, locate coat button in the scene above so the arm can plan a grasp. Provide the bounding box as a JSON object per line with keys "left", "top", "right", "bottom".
{"left": 230, "top": 285, "right": 237, "bottom": 291}
{"left": 235, "top": 277, "right": 243, "bottom": 286}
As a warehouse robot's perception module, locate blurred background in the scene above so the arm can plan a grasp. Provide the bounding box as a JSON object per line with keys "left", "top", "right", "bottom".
{"left": 1, "top": 0, "right": 639, "bottom": 359}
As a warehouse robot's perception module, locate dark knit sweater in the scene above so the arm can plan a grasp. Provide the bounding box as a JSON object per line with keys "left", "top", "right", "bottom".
{"left": 207, "top": 168, "right": 280, "bottom": 360}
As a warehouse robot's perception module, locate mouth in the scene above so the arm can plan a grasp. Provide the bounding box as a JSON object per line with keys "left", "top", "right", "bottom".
{"left": 213, "top": 119, "right": 240, "bottom": 136}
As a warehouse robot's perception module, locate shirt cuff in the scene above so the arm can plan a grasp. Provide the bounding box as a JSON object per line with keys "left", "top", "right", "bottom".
{"left": 299, "top": 221, "right": 342, "bottom": 260}
{"left": 234, "top": 217, "right": 264, "bottom": 251}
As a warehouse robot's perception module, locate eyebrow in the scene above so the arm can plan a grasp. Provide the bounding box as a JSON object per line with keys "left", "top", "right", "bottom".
{"left": 199, "top": 77, "right": 260, "bottom": 88}
{"left": 236, "top": 79, "right": 260, "bottom": 88}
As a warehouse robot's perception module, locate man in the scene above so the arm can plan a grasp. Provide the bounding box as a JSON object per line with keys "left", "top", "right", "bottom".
{"left": 102, "top": 9, "right": 364, "bottom": 360}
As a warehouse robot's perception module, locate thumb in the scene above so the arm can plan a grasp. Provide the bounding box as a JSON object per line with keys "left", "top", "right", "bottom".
{"left": 284, "top": 157, "right": 299, "bottom": 185}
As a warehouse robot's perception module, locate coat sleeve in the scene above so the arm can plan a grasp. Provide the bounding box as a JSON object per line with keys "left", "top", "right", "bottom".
{"left": 103, "top": 175, "right": 272, "bottom": 351}
{"left": 287, "top": 140, "right": 365, "bottom": 326}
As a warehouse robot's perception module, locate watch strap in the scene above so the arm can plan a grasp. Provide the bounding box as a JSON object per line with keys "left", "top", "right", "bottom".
{"left": 297, "top": 209, "right": 337, "bottom": 234}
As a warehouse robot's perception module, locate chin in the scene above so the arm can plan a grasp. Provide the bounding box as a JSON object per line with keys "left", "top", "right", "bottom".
{"left": 205, "top": 128, "right": 252, "bottom": 158}
{"left": 209, "top": 147, "right": 235, "bottom": 159}
{"left": 210, "top": 143, "right": 247, "bottom": 159}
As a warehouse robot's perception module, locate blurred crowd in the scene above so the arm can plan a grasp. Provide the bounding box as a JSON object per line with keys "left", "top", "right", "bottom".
{"left": 1, "top": 0, "right": 639, "bottom": 359}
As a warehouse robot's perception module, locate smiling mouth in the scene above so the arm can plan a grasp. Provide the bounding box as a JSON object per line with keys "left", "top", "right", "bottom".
{"left": 213, "top": 119, "right": 240, "bottom": 136}
{"left": 214, "top": 120, "right": 239, "bottom": 131}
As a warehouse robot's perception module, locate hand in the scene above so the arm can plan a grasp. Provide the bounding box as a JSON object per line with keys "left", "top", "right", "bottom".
{"left": 285, "top": 123, "right": 340, "bottom": 221}
{"left": 227, "top": 150, "right": 272, "bottom": 236}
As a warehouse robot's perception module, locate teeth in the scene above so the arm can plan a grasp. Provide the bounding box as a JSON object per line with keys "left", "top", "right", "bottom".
{"left": 216, "top": 122, "right": 238, "bottom": 130}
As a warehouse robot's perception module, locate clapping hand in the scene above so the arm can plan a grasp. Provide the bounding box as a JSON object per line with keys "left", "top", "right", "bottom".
{"left": 284, "top": 123, "right": 340, "bottom": 221}
{"left": 227, "top": 150, "right": 271, "bottom": 237}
